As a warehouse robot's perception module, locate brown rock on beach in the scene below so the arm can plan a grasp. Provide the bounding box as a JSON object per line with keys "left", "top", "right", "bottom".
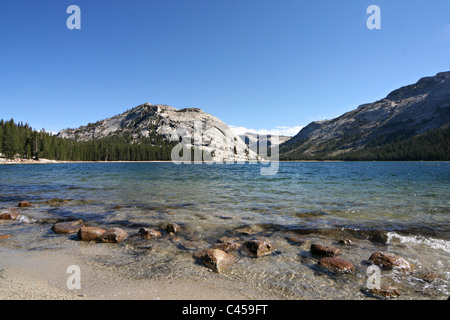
{"left": 194, "top": 248, "right": 237, "bottom": 273}
{"left": 337, "top": 238, "right": 353, "bottom": 245}
{"left": 179, "top": 240, "right": 207, "bottom": 251}
{"left": 310, "top": 243, "right": 341, "bottom": 257}
{"left": 318, "top": 257, "right": 355, "bottom": 273}
{"left": 0, "top": 208, "right": 20, "bottom": 220}
{"left": 417, "top": 272, "right": 442, "bottom": 283}
{"left": 212, "top": 237, "right": 241, "bottom": 253}
{"left": 98, "top": 227, "right": 128, "bottom": 243}
{"left": 233, "top": 225, "right": 264, "bottom": 235}
{"left": 368, "top": 285, "right": 401, "bottom": 299}
{"left": 52, "top": 220, "right": 84, "bottom": 234}
{"left": 285, "top": 234, "right": 306, "bottom": 245}
{"left": 368, "top": 251, "right": 413, "bottom": 272}
{"left": 166, "top": 223, "right": 181, "bottom": 234}
{"left": 138, "top": 228, "right": 162, "bottom": 240}
{"left": 243, "top": 239, "right": 274, "bottom": 258}
{"left": 18, "top": 201, "right": 32, "bottom": 208}
{"left": 78, "top": 226, "right": 106, "bottom": 241}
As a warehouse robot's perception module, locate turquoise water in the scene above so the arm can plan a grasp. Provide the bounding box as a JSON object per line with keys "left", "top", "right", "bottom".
{"left": 1, "top": 161, "right": 449, "bottom": 299}
{"left": 1, "top": 162, "right": 449, "bottom": 237}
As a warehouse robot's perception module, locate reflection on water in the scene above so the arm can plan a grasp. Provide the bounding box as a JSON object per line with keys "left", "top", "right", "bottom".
{"left": 0, "top": 161, "right": 449, "bottom": 299}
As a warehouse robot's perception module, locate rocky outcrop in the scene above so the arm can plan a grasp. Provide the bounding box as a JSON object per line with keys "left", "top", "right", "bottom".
{"left": 239, "top": 132, "right": 291, "bottom": 155}
{"left": 58, "top": 103, "right": 257, "bottom": 162}
{"left": 281, "top": 71, "right": 450, "bottom": 158}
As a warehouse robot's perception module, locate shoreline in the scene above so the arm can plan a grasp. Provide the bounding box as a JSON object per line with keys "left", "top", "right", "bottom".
{"left": 2, "top": 158, "right": 447, "bottom": 165}
{"left": 1, "top": 204, "right": 449, "bottom": 300}
{"left": 0, "top": 246, "right": 268, "bottom": 300}
{"left": 0, "top": 159, "right": 173, "bottom": 165}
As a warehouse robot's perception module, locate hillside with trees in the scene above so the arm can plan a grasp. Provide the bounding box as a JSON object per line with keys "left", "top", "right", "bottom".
{"left": 0, "top": 119, "right": 175, "bottom": 161}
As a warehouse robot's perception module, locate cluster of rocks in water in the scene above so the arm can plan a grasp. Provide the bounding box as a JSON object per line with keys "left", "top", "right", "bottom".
{"left": 0, "top": 202, "right": 445, "bottom": 299}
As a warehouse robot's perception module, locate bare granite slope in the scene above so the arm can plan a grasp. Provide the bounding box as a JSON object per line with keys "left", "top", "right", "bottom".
{"left": 281, "top": 71, "right": 450, "bottom": 157}
{"left": 58, "top": 103, "right": 257, "bottom": 161}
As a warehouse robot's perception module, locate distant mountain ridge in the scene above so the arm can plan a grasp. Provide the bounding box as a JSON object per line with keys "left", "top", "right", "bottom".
{"left": 58, "top": 103, "right": 257, "bottom": 161}
{"left": 280, "top": 71, "right": 450, "bottom": 160}
{"left": 239, "top": 132, "right": 291, "bottom": 150}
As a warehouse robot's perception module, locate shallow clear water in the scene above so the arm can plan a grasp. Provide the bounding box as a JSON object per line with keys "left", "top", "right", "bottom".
{"left": 1, "top": 161, "right": 449, "bottom": 299}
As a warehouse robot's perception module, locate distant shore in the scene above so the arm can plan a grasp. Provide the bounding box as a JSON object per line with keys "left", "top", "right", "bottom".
{"left": 2, "top": 158, "right": 446, "bottom": 166}
{"left": 0, "top": 158, "right": 172, "bottom": 165}
{"left": 0, "top": 158, "right": 346, "bottom": 165}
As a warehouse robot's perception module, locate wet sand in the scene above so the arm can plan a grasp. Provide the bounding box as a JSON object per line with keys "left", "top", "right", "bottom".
{"left": 0, "top": 245, "right": 281, "bottom": 300}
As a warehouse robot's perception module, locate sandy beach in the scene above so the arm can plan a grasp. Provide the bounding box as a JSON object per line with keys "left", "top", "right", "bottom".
{"left": 0, "top": 244, "right": 281, "bottom": 300}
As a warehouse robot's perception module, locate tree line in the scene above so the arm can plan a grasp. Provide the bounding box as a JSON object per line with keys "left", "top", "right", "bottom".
{"left": 0, "top": 119, "right": 175, "bottom": 161}
{"left": 280, "top": 126, "right": 450, "bottom": 161}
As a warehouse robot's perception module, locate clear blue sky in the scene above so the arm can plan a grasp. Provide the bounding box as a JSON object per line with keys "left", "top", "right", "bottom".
{"left": 1, "top": 0, "right": 449, "bottom": 135}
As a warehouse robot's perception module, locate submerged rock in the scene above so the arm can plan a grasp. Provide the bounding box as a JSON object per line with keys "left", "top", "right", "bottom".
{"left": 45, "top": 198, "right": 72, "bottom": 206}
{"left": 52, "top": 220, "right": 84, "bottom": 234}
{"left": 243, "top": 238, "right": 274, "bottom": 258}
{"left": 368, "top": 251, "right": 413, "bottom": 272}
{"left": 212, "top": 237, "right": 241, "bottom": 253}
{"left": 417, "top": 272, "right": 442, "bottom": 283}
{"left": 285, "top": 234, "right": 306, "bottom": 245}
{"left": 18, "top": 201, "right": 32, "bottom": 208}
{"left": 318, "top": 257, "right": 355, "bottom": 273}
{"left": 98, "top": 227, "right": 128, "bottom": 243}
{"left": 78, "top": 226, "right": 106, "bottom": 241}
{"left": 179, "top": 240, "right": 207, "bottom": 251}
{"left": 233, "top": 225, "right": 264, "bottom": 235}
{"left": 310, "top": 243, "right": 341, "bottom": 257}
{"left": 0, "top": 208, "right": 20, "bottom": 220}
{"left": 166, "top": 223, "right": 182, "bottom": 234}
{"left": 194, "top": 248, "right": 237, "bottom": 273}
{"left": 368, "top": 285, "right": 401, "bottom": 299}
{"left": 138, "top": 228, "right": 162, "bottom": 240}
{"left": 337, "top": 238, "right": 353, "bottom": 245}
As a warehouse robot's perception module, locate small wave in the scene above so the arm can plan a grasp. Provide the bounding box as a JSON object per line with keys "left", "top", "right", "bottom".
{"left": 387, "top": 232, "right": 450, "bottom": 253}
{"left": 17, "top": 214, "right": 36, "bottom": 224}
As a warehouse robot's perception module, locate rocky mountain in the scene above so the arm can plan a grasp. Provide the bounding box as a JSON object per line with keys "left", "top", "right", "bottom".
{"left": 280, "top": 71, "right": 450, "bottom": 159}
{"left": 239, "top": 132, "right": 291, "bottom": 150}
{"left": 58, "top": 103, "right": 257, "bottom": 161}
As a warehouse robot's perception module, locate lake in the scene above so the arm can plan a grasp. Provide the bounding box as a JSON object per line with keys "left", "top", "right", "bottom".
{"left": 1, "top": 161, "right": 449, "bottom": 299}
